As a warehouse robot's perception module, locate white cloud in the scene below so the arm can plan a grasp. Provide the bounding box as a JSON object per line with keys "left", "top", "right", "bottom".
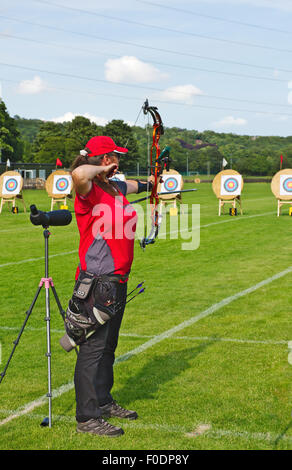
{"left": 50, "top": 112, "right": 108, "bottom": 126}
{"left": 17, "top": 76, "right": 47, "bottom": 95}
{"left": 160, "top": 84, "right": 204, "bottom": 104}
{"left": 213, "top": 116, "right": 247, "bottom": 128}
{"left": 105, "top": 56, "right": 168, "bottom": 83}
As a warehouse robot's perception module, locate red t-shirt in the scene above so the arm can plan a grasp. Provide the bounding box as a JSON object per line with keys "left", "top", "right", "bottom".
{"left": 74, "top": 181, "right": 137, "bottom": 279}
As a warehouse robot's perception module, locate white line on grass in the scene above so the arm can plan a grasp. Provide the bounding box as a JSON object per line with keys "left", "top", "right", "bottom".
{"left": 1, "top": 263, "right": 292, "bottom": 428}
{"left": 0, "top": 410, "right": 291, "bottom": 445}
{"left": 0, "top": 211, "right": 273, "bottom": 268}
{"left": 0, "top": 250, "right": 78, "bottom": 268}
{"left": 123, "top": 333, "right": 288, "bottom": 346}
{"left": 114, "top": 265, "right": 292, "bottom": 364}
{"left": 0, "top": 227, "right": 34, "bottom": 234}
{"left": 0, "top": 326, "right": 287, "bottom": 346}
{"left": 160, "top": 211, "right": 274, "bottom": 238}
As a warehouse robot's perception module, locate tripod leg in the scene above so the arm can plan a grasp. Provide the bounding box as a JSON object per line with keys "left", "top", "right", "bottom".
{"left": 44, "top": 285, "right": 52, "bottom": 428}
{"left": 50, "top": 283, "right": 78, "bottom": 356}
{"left": 50, "top": 281, "right": 78, "bottom": 356}
{"left": 50, "top": 284, "right": 66, "bottom": 321}
{"left": 0, "top": 285, "right": 43, "bottom": 384}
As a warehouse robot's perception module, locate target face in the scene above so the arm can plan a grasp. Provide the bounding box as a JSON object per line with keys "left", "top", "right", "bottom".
{"left": 220, "top": 175, "right": 242, "bottom": 196}
{"left": 52, "top": 175, "right": 72, "bottom": 195}
{"left": 280, "top": 175, "right": 292, "bottom": 196}
{"left": 2, "top": 175, "right": 21, "bottom": 196}
{"left": 160, "top": 175, "right": 182, "bottom": 195}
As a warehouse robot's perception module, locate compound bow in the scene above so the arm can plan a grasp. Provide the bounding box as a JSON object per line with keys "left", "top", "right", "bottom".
{"left": 140, "top": 99, "right": 171, "bottom": 249}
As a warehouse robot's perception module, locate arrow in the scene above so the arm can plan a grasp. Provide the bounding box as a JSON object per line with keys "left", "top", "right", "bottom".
{"left": 128, "top": 188, "right": 198, "bottom": 205}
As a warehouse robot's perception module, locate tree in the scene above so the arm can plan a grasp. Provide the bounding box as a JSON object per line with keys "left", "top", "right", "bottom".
{"left": 103, "top": 120, "right": 139, "bottom": 173}
{"left": 0, "top": 100, "right": 22, "bottom": 162}
{"left": 31, "top": 121, "right": 64, "bottom": 161}
{"left": 34, "top": 136, "right": 65, "bottom": 164}
{"left": 65, "top": 137, "right": 82, "bottom": 167}
{"left": 64, "top": 116, "right": 102, "bottom": 148}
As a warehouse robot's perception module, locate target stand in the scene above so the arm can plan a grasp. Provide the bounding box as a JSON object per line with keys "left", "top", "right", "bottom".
{"left": 45, "top": 170, "right": 73, "bottom": 210}
{"left": 0, "top": 171, "right": 27, "bottom": 214}
{"left": 212, "top": 170, "right": 243, "bottom": 216}
{"left": 157, "top": 170, "right": 184, "bottom": 216}
{"left": 271, "top": 169, "right": 292, "bottom": 216}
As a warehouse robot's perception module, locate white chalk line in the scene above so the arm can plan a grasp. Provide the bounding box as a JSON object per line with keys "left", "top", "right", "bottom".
{"left": 159, "top": 211, "right": 274, "bottom": 238}
{"left": 0, "top": 227, "right": 35, "bottom": 234}
{"left": 0, "top": 326, "right": 287, "bottom": 346}
{"left": 0, "top": 211, "right": 273, "bottom": 268}
{"left": 0, "top": 250, "right": 78, "bottom": 268}
{"left": 0, "top": 410, "right": 291, "bottom": 445}
{"left": 121, "top": 333, "right": 288, "bottom": 346}
{"left": 1, "top": 262, "right": 292, "bottom": 428}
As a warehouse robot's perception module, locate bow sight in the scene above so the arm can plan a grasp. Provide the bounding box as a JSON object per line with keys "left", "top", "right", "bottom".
{"left": 158, "top": 146, "right": 172, "bottom": 172}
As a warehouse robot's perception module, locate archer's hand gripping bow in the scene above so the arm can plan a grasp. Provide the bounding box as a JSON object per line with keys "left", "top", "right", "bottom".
{"left": 140, "top": 99, "right": 171, "bottom": 249}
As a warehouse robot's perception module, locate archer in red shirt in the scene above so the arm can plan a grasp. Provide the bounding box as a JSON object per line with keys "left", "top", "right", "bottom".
{"left": 66, "top": 135, "right": 153, "bottom": 437}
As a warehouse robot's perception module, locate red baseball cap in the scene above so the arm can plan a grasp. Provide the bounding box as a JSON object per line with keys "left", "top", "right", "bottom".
{"left": 85, "top": 136, "right": 128, "bottom": 157}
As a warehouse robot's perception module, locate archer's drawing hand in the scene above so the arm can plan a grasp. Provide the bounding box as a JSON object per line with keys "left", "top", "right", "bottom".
{"left": 148, "top": 175, "right": 155, "bottom": 185}
{"left": 98, "top": 163, "right": 118, "bottom": 182}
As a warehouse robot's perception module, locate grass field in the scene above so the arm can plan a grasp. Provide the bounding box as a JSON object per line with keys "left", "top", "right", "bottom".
{"left": 0, "top": 182, "right": 292, "bottom": 451}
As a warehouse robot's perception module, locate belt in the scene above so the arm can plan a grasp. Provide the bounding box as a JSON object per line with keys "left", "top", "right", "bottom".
{"left": 81, "top": 271, "right": 129, "bottom": 283}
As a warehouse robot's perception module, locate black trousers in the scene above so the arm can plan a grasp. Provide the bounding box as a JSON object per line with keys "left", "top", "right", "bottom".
{"left": 74, "top": 282, "right": 127, "bottom": 423}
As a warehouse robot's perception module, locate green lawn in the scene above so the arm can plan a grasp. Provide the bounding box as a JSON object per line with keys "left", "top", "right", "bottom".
{"left": 0, "top": 182, "right": 292, "bottom": 450}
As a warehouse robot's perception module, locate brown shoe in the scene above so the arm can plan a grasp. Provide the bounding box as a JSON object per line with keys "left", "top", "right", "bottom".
{"left": 100, "top": 401, "right": 138, "bottom": 420}
{"left": 77, "top": 418, "right": 124, "bottom": 436}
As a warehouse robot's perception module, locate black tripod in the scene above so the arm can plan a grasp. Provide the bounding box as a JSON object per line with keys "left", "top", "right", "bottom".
{"left": 0, "top": 205, "right": 72, "bottom": 428}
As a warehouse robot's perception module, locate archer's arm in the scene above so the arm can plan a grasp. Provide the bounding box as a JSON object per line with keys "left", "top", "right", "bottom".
{"left": 125, "top": 176, "right": 155, "bottom": 195}
{"left": 72, "top": 163, "right": 117, "bottom": 196}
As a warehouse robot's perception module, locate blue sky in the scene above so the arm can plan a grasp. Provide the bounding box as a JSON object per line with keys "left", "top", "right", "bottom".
{"left": 1, "top": 0, "right": 292, "bottom": 136}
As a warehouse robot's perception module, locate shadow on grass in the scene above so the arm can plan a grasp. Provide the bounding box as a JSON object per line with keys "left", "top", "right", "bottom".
{"left": 114, "top": 339, "right": 215, "bottom": 406}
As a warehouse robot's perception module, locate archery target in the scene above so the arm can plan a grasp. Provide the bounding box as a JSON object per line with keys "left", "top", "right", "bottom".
{"left": 160, "top": 175, "right": 182, "bottom": 194}
{"left": 280, "top": 175, "right": 292, "bottom": 196}
{"left": 2, "top": 175, "right": 22, "bottom": 196}
{"left": 220, "top": 175, "right": 242, "bottom": 197}
{"left": 271, "top": 169, "right": 292, "bottom": 201}
{"left": 52, "top": 174, "right": 72, "bottom": 195}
